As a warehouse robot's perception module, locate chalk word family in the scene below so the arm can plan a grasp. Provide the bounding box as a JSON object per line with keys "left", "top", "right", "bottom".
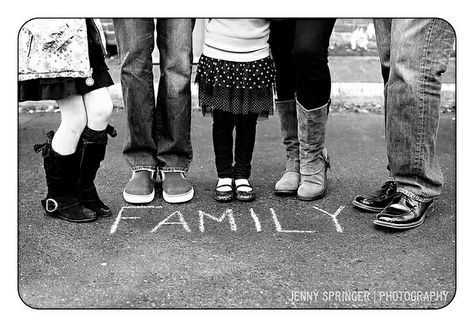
{"left": 110, "top": 205, "right": 345, "bottom": 235}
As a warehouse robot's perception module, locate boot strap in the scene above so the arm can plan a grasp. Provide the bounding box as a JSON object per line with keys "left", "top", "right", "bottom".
{"left": 45, "top": 198, "right": 59, "bottom": 213}
{"left": 45, "top": 197, "right": 82, "bottom": 212}
{"left": 34, "top": 131, "right": 55, "bottom": 157}
{"left": 302, "top": 155, "right": 330, "bottom": 176}
{"left": 106, "top": 124, "right": 117, "bottom": 138}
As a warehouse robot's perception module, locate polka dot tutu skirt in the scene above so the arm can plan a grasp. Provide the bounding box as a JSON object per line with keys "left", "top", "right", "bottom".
{"left": 196, "top": 55, "right": 275, "bottom": 116}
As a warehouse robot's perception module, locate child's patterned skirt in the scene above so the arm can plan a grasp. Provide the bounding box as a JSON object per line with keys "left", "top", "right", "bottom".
{"left": 196, "top": 55, "right": 275, "bottom": 117}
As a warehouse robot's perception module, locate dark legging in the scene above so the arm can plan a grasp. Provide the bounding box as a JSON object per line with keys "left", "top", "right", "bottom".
{"left": 212, "top": 110, "right": 259, "bottom": 179}
{"left": 269, "top": 19, "right": 336, "bottom": 109}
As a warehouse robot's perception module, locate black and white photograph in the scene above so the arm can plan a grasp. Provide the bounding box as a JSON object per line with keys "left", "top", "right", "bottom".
{"left": 9, "top": 0, "right": 471, "bottom": 321}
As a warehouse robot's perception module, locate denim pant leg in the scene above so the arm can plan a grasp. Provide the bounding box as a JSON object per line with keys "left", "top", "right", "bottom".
{"left": 113, "top": 19, "right": 157, "bottom": 171}
{"left": 155, "top": 19, "right": 195, "bottom": 173}
{"left": 374, "top": 19, "right": 393, "bottom": 174}
{"left": 376, "top": 19, "right": 454, "bottom": 201}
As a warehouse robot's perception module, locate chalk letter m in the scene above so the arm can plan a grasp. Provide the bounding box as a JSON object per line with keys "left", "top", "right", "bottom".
{"left": 198, "top": 209, "right": 237, "bottom": 233}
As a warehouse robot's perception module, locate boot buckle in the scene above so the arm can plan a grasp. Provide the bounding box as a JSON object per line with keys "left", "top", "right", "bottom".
{"left": 45, "top": 198, "right": 59, "bottom": 213}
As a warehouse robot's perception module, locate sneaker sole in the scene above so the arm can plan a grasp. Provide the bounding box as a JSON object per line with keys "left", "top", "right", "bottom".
{"left": 163, "top": 188, "right": 194, "bottom": 204}
{"left": 123, "top": 190, "right": 155, "bottom": 204}
{"left": 373, "top": 203, "right": 434, "bottom": 230}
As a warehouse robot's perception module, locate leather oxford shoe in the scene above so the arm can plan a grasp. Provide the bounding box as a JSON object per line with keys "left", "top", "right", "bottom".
{"left": 352, "top": 180, "right": 397, "bottom": 212}
{"left": 373, "top": 192, "right": 434, "bottom": 230}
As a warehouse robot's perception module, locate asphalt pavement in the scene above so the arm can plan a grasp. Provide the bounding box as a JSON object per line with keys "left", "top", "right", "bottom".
{"left": 18, "top": 109, "right": 456, "bottom": 308}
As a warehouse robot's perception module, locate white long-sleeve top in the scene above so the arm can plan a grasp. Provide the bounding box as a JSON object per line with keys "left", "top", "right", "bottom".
{"left": 202, "top": 19, "right": 270, "bottom": 62}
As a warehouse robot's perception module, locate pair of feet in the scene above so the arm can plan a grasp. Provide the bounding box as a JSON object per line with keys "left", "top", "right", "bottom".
{"left": 352, "top": 181, "right": 435, "bottom": 230}
{"left": 274, "top": 151, "right": 330, "bottom": 201}
{"left": 274, "top": 171, "right": 327, "bottom": 201}
{"left": 214, "top": 178, "right": 255, "bottom": 202}
{"left": 123, "top": 170, "right": 194, "bottom": 204}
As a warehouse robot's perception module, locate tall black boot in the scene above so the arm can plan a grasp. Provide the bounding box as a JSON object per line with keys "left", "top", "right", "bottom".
{"left": 78, "top": 125, "right": 117, "bottom": 218}
{"left": 34, "top": 131, "right": 96, "bottom": 223}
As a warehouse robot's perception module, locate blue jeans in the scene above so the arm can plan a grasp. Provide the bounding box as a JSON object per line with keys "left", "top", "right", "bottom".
{"left": 374, "top": 19, "right": 454, "bottom": 201}
{"left": 113, "top": 19, "right": 195, "bottom": 172}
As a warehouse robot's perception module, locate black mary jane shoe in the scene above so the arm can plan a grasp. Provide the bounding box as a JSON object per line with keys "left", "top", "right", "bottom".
{"left": 214, "top": 183, "right": 234, "bottom": 202}
{"left": 235, "top": 181, "right": 256, "bottom": 202}
{"left": 373, "top": 192, "right": 434, "bottom": 230}
{"left": 352, "top": 180, "right": 397, "bottom": 213}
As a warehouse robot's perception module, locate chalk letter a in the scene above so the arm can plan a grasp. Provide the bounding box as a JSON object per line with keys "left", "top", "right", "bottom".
{"left": 151, "top": 211, "right": 191, "bottom": 233}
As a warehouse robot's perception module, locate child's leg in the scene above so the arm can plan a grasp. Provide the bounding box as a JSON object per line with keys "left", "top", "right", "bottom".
{"left": 52, "top": 95, "right": 88, "bottom": 155}
{"left": 212, "top": 109, "right": 235, "bottom": 179}
{"left": 78, "top": 87, "right": 115, "bottom": 217}
{"left": 83, "top": 87, "right": 113, "bottom": 131}
{"left": 234, "top": 113, "right": 259, "bottom": 181}
{"left": 35, "top": 94, "right": 94, "bottom": 222}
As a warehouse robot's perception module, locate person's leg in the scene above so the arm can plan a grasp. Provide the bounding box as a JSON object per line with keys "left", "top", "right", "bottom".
{"left": 113, "top": 19, "right": 156, "bottom": 203}
{"left": 269, "top": 20, "right": 301, "bottom": 194}
{"left": 234, "top": 113, "right": 259, "bottom": 180}
{"left": 212, "top": 110, "right": 235, "bottom": 179}
{"left": 155, "top": 18, "right": 195, "bottom": 172}
{"left": 34, "top": 95, "right": 94, "bottom": 222}
{"left": 211, "top": 109, "right": 236, "bottom": 202}
{"left": 113, "top": 18, "right": 156, "bottom": 170}
{"left": 269, "top": 19, "right": 296, "bottom": 102}
{"left": 293, "top": 18, "right": 335, "bottom": 109}
{"left": 292, "top": 18, "right": 335, "bottom": 201}
{"left": 352, "top": 19, "right": 397, "bottom": 212}
{"left": 234, "top": 113, "right": 259, "bottom": 202}
{"left": 375, "top": 19, "right": 455, "bottom": 229}
{"left": 374, "top": 18, "right": 393, "bottom": 172}
{"left": 155, "top": 18, "right": 195, "bottom": 204}
{"left": 386, "top": 18, "right": 454, "bottom": 201}
{"left": 52, "top": 95, "right": 88, "bottom": 155}
{"left": 78, "top": 87, "right": 116, "bottom": 217}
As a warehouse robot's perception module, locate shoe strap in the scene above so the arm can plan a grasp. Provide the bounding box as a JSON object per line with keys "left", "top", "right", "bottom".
{"left": 216, "top": 184, "right": 233, "bottom": 190}
{"left": 235, "top": 180, "right": 253, "bottom": 192}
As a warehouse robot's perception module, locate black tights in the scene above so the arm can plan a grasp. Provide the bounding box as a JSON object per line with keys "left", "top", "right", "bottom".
{"left": 269, "top": 18, "right": 336, "bottom": 109}
{"left": 212, "top": 110, "right": 259, "bottom": 180}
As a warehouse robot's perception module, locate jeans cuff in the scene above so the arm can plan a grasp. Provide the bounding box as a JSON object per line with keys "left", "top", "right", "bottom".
{"left": 397, "top": 188, "right": 435, "bottom": 203}
{"left": 160, "top": 167, "right": 188, "bottom": 173}
{"left": 131, "top": 166, "right": 156, "bottom": 172}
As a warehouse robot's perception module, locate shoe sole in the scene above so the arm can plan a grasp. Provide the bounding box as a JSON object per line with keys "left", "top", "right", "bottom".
{"left": 373, "top": 202, "right": 434, "bottom": 230}
{"left": 45, "top": 212, "right": 97, "bottom": 223}
{"left": 274, "top": 189, "right": 297, "bottom": 196}
{"left": 96, "top": 211, "right": 112, "bottom": 218}
{"left": 163, "top": 188, "right": 194, "bottom": 204}
{"left": 214, "top": 197, "right": 234, "bottom": 203}
{"left": 214, "top": 194, "right": 234, "bottom": 202}
{"left": 123, "top": 189, "right": 155, "bottom": 204}
{"left": 236, "top": 195, "right": 256, "bottom": 202}
{"left": 352, "top": 199, "right": 385, "bottom": 213}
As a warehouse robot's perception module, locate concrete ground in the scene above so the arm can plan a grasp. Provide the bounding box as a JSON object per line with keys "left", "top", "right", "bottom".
{"left": 18, "top": 108, "right": 456, "bottom": 308}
